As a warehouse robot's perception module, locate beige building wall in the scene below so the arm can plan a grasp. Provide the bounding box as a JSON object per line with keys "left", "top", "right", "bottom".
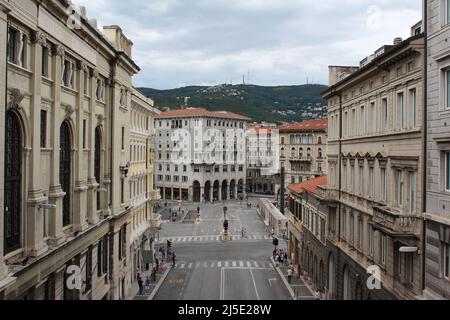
{"left": 323, "top": 34, "right": 425, "bottom": 299}
{"left": 0, "top": 0, "right": 154, "bottom": 300}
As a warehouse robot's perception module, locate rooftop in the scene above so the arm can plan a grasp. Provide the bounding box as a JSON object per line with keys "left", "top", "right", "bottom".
{"left": 155, "top": 108, "right": 252, "bottom": 121}
{"left": 288, "top": 176, "right": 328, "bottom": 195}
{"left": 278, "top": 118, "right": 328, "bottom": 132}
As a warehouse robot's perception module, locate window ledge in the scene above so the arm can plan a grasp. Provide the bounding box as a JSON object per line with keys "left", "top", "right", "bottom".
{"left": 8, "top": 62, "right": 32, "bottom": 75}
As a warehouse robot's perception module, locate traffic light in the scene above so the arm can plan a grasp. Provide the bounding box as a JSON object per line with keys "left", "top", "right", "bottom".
{"left": 273, "top": 238, "right": 279, "bottom": 247}
{"left": 167, "top": 240, "right": 172, "bottom": 249}
{"left": 223, "top": 220, "right": 229, "bottom": 232}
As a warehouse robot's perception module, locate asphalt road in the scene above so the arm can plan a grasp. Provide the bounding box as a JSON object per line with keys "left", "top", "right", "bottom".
{"left": 153, "top": 201, "right": 291, "bottom": 301}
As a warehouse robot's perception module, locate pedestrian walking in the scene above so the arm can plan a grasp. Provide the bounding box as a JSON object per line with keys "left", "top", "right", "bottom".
{"left": 145, "top": 275, "right": 151, "bottom": 292}
{"left": 273, "top": 249, "right": 277, "bottom": 260}
{"left": 151, "top": 267, "right": 156, "bottom": 282}
{"left": 172, "top": 251, "right": 176, "bottom": 267}
{"left": 287, "top": 268, "right": 293, "bottom": 284}
{"left": 138, "top": 275, "right": 144, "bottom": 295}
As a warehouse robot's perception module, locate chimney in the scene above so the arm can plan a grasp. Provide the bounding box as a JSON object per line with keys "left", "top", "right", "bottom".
{"left": 88, "top": 19, "right": 98, "bottom": 30}
{"left": 393, "top": 37, "right": 403, "bottom": 45}
{"left": 79, "top": 6, "right": 86, "bottom": 19}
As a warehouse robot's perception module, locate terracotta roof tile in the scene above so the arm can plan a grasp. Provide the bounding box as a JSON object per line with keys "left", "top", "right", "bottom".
{"left": 287, "top": 176, "right": 327, "bottom": 195}
{"left": 156, "top": 108, "right": 251, "bottom": 121}
{"left": 278, "top": 118, "right": 328, "bottom": 132}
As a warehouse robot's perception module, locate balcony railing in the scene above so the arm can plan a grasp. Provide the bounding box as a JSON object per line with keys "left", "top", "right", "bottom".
{"left": 317, "top": 186, "right": 338, "bottom": 203}
{"left": 372, "top": 206, "right": 421, "bottom": 236}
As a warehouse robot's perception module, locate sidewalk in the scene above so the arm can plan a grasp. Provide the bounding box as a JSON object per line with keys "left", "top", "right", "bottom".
{"left": 131, "top": 262, "right": 172, "bottom": 300}
{"left": 270, "top": 257, "right": 317, "bottom": 300}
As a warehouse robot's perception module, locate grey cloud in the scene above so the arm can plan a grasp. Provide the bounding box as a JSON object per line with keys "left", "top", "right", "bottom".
{"left": 74, "top": 0, "right": 421, "bottom": 89}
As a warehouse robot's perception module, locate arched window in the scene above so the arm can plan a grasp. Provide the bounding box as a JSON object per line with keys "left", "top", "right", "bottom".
{"left": 307, "top": 148, "right": 312, "bottom": 158}
{"left": 343, "top": 266, "right": 351, "bottom": 300}
{"left": 4, "top": 111, "right": 22, "bottom": 253}
{"left": 95, "top": 127, "right": 102, "bottom": 211}
{"left": 60, "top": 121, "right": 72, "bottom": 227}
{"left": 318, "top": 148, "right": 323, "bottom": 159}
{"left": 318, "top": 136, "right": 322, "bottom": 144}
{"left": 291, "top": 148, "right": 296, "bottom": 158}
{"left": 299, "top": 148, "right": 303, "bottom": 159}
{"left": 281, "top": 148, "right": 285, "bottom": 158}
{"left": 281, "top": 137, "right": 285, "bottom": 145}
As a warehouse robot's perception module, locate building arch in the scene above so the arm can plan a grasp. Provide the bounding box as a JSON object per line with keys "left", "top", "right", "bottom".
{"left": 328, "top": 253, "right": 336, "bottom": 299}
{"left": 343, "top": 265, "right": 352, "bottom": 300}
{"left": 204, "top": 181, "right": 211, "bottom": 202}
{"left": 193, "top": 181, "right": 201, "bottom": 202}
{"left": 4, "top": 110, "right": 24, "bottom": 254}
{"left": 221, "top": 180, "right": 228, "bottom": 201}
{"left": 60, "top": 120, "right": 73, "bottom": 227}
{"left": 213, "top": 180, "right": 220, "bottom": 201}
{"left": 229, "top": 180, "right": 236, "bottom": 199}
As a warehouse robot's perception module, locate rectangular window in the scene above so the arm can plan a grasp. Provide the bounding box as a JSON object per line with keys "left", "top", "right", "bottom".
{"left": 398, "top": 92, "right": 405, "bottom": 129}
{"left": 343, "top": 164, "right": 347, "bottom": 190}
{"left": 409, "top": 172, "right": 416, "bottom": 213}
{"left": 97, "top": 241, "right": 104, "bottom": 277}
{"left": 121, "top": 127, "right": 125, "bottom": 150}
{"left": 7, "top": 27, "right": 17, "bottom": 64}
{"left": 120, "top": 178, "right": 124, "bottom": 204}
{"left": 445, "top": 243, "right": 450, "bottom": 280}
{"left": 84, "top": 248, "right": 92, "bottom": 293}
{"left": 360, "top": 106, "right": 365, "bottom": 135}
{"left": 382, "top": 98, "right": 388, "bottom": 131}
{"left": 369, "top": 167, "right": 374, "bottom": 197}
{"left": 40, "top": 110, "right": 47, "bottom": 148}
{"left": 358, "top": 218, "right": 363, "bottom": 249}
{"left": 447, "top": 70, "right": 450, "bottom": 109}
{"left": 381, "top": 168, "right": 387, "bottom": 201}
{"left": 409, "top": 88, "right": 417, "bottom": 128}
{"left": 369, "top": 226, "right": 374, "bottom": 256}
{"left": 448, "top": 0, "right": 450, "bottom": 24}
{"left": 82, "top": 120, "right": 87, "bottom": 149}
{"left": 359, "top": 165, "right": 364, "bottom": 195}
{"left": 381, "top": 235, "right": 387, "bottom": 265}
{"left": 446, "top": 152, "right": 450, "bottom": 191}
{"left": 42, "top": 47, "right": 48, "bottom": 77}
{"left": 351, "top": 165, "right": 355, "bottom": 192}
{"left": 350, "top": 213, "right": 355, "bottom": 243}
{"left": 84, "top": 70, "right": 89, "bottom": 95}
{"left": 397, "top": 170, "right": 404, "bottom": 207}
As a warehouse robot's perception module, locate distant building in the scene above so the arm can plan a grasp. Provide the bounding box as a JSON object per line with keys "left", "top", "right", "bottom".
{"left": 276, "top": 119, "right": 328, "bottom": 197}
{"left": 154, "top": 108, "right": 251, "bottom": 202}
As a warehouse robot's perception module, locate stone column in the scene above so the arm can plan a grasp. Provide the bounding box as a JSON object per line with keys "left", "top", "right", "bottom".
{"left": 226, "top": 185, "right": 230, "bottom": 201}
{"left": 86, "top": 68, "right": 100, "bottom": 224}
{"left": 218, "top": 185, "right": 222, "bottom": 201}
{"left": 48, "top": 44, "right": 66, "bottom": 246}
{"left": 26, "top": 31, "right": 48, "bottom": 256}
{"left": 200, "top": 187, "right": 205, "bottom": 202}
{"left": 234, "top": 184, "right": 239, "bottom": 200}
{"left": 73, "top": 61, "right": 88, "bottom": 231}
{"left": 209, "top": 187, "right": 213, "bottom": 203}
{"left": 0, "top": 1, "right": 11, "bottom": 280}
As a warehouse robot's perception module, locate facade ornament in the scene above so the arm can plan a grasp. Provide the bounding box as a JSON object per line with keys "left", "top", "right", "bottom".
{"left": 52, "top": 44, "right": 66, "bottom": 59}
{"left": 90, "top": 68, "right": 99, "bottom": 79}
{"left": 9, "top": 88, "right": 24, "bottom": 110}
{"left": 31, "top": 30, "right": 47, "bottom": 46}
{"left": 63, "top": 104, "right": 75, "bottom": 118}
{"left": 77, "top": 61, "right": 89, "bottom": 72}
{"left": 97, "top": 114, "right": 105, "bottom": 126}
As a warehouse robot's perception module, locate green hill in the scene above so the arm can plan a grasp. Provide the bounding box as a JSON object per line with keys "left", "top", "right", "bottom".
{"left": 136, "top": 84, "right": 328, "bottom": 123}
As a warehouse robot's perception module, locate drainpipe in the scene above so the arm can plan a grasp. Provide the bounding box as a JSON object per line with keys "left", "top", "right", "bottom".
{"left": 421, "top": 0, "right": 428, "bottom": 293}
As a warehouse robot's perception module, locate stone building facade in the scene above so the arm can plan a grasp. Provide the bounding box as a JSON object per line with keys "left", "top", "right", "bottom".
{"left": 276, "top": 119, "right": 328, "bottom": 197}
{"left": 322, "top": 30, "right": 425, "bottom": 300}
{"left": 154, "top": 108, "right": 250, "bottom": 203}
{"left": 128, "top": 89, "right": 160, "bottom": 295}
{"left": 0, "top": 0, "right": 157, "bottom": 300}
{"left": 424, "top": 0, "right": 450, "bottom": 300}
{"left": 246, "top": 125, "right": 278, "bottom": 195}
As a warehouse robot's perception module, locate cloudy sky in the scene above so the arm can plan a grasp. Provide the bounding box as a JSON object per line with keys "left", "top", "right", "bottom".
{"left": 74, "top": 0, "right": 422, "bottom": 90}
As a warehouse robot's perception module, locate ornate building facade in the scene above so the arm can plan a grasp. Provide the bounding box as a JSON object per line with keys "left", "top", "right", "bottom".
{"left": 322, "top": 29, "right": 425, "bottom": 299}
{"left": 424, "top": 0, "right": 450, "bottom": 300}
{"left": 0, "top": 0, "right": 157, "bottom": 300}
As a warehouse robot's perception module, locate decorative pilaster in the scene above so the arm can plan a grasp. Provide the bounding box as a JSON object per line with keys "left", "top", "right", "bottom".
{"left": 26, "top": 29, "right": 48, "bottom": 256}
{"left": 48, "top": 44, "right": 66, "bottom": 246}
{"left": 73, "top": 60, "right": 88, "bottom": 231}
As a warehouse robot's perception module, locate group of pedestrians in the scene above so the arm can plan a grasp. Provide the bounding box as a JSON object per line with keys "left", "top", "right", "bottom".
{"left": 273, "top": 248, "right": 288, "bottom": 265}
{"left": 137, "top": 273, "right": 152, "bottom": 296}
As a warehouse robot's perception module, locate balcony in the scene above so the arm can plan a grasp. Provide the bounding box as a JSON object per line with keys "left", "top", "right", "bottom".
{"left": 316, "top": 185, "right": 338, "bottom": 205}
{"left": 371, "top": 206, "right": 421, "bottom": 237}
{"left": 289, "top": 156, "right": 312, "bottom": 163}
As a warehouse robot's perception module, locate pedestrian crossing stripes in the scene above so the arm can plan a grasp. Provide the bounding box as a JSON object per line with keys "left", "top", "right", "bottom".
{"left": 156, "top": 234, "right": 271, "bottom": 244}
{"left": 172, "top": 260, "right": 273, "bottom": 270}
